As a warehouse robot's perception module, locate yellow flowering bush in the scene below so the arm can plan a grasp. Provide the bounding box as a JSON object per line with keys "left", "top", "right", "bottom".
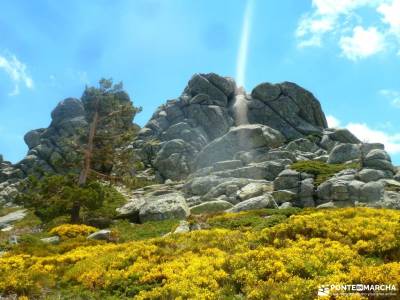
{"left": 0, "top": 208, "right": 399, "bottom": 299}
{"left": 49, "top": 224, "right": 97, "bottom": 239}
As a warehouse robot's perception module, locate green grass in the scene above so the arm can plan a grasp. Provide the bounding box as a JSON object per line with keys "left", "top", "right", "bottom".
{"left": 0, "top": 206, "right": 20, "bottom": 217}
{"left": 110, "top": 219, "right": 179, "bottom": 242}
{"left": 290, "top": 160, "right": 360, "bottom": 186}
{"left": 121, "top": 176, "right": 157, "bottom": 191}
{"left": 202, "top": 207, "right": 302, "bottom": 231}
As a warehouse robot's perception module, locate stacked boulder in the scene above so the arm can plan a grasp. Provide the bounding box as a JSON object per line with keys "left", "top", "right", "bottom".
{"left": 2, "top": 72, "right": 400, "bottom": 221}
{"left": 125, "top": 73, "right": 400, "bottom": 218}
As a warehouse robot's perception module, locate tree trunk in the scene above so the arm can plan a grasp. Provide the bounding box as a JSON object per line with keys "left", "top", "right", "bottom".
{"left": 73, "top": 100, "right": 99, "bottom": 223}
{"left": 78, "top": 109, "right": 99, "bottom": 186}
{"left": 71, "top": 201, "right": 81, "bottom": 224}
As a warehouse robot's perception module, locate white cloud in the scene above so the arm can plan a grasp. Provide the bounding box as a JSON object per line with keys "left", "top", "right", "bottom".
{"left": 380, "top": 89, "right": 400, "bottom": 107}
{"left": 296, "top": 0, "right": 400, "bottom": 60}
{"left": 346, "top": 122, "right": 400, "bottom": 154}
{"left": 378, "top": 0, "right": 400, "bottom": 35}
{"left": 339, "top": 26, "right": 385, "bottom": 60}
{"left": 327, "top": 114, "right": 400, "bottom": 155}
{"left": 0, "top": 52, "right": 34, "bottom": 96}
{"left": 310, "top": 0, "right": 370, "bottom": 18}
{"left": 326, "top": 115, "right": 341, "bottom": 128}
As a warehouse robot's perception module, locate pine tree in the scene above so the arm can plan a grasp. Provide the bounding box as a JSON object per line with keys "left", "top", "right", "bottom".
{"left": 70, "top": 78, "right": 141, "bottom": 223}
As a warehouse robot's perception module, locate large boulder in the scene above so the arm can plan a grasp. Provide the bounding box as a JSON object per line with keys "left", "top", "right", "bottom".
{"left": 237, "top": 182, "right": 273, "bottom": 201}
{"left": 249, "top": 82, "right": 327, "bottom": 139}
{"left": 153, "top": 139, "right": 197, "bottom": 181}
{"left": 132, "top": 74, "right": 331, "bottom": 182}
{"left": 0, "top": 209, "right": 27, "bottom": 229}
{"left": 195, "top": 124, "right": 285, "bottom": 168}
{"left": 183, "top": 104, "right": 233, "bottom": 140}
{"left": 358, "top": 168, "right": 391, "bottom": 182}
{"left": 50, "top": 98, "right": 85, "bottom": 124}
{"left": 363, "top": 149, "right": 394, "bottom": 172}
{"left": 273, "top": 169, "right": 301, "bottom": 193}
{"left": 186, "top": 74, "right": 232, "bottom": 107}
{"left": 190, "top": 200, "right": 233, "bottom": 214}
{"left": 324, "top": 128, "right": 360, "bottom": 144}
{"left": 138, "top": 192, "right": 190, "bottom": 222}
{"left": 227, "top": 194, "right": 277, "bottom": 212}
{"left": 327, "top": 143, "right": 361, "bottom": 164}
{"left": 359, "top": 181, "right": 384, "bottom": 203}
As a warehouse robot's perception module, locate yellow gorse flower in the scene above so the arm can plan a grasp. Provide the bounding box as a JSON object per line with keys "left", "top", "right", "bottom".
{"left": 0, "top": 208, "right": 399, "bottom": 299}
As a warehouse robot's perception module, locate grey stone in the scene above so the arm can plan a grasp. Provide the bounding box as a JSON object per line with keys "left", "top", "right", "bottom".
{"left": 24, "top": 129, "right": 43, "bottom": 149}
{"left": 227, "top": 194, "right": 277, "bottom": 212}
{"left": 328, "top": 143, "right": 361, "bottom": 164}
{"left": 87, "top": 229, "right": 112, "bottom": 241}
{"left": 190, "top": 200, "right": 233, "bottom": 214}
{"left": 201, "top": 178, "right": 250, "bottom": 201}
{"left": 184, "top": 175, "right": 228, "bottom": 196}
{"left": 213, "top": 160, "right": 243, "bottom": 172}
{"left": 40, "top": 236, "right": 60, "bottom": 244}
{"left": 272, "top": 190, "right": 297, "bottom": 204}
{"left": 324, "top": 128, "right": 360, "bottom": 144}
{"left": 195, "top": 124, "right": 285, "bottom": 169}
{"left": 187, "top": 74, "right": 228, "bottom": 107}
{"left": 213, "top": 161, "right": 286, "bottom": 181}
{"left": 363, "top": 149, "right": 394, "bottom": 172}
{"left": 358, "top": 168, "right": 390, "bottom": 182}
{"left": 320, "top": 135, "right": 337, "bottom": 151}
{"left": 279, "top": 82, "right": 328, "bottom": 128}
{"left": 116, "top": 195, "right": 145, "bottom": 222}
{"left": 139, "top": 192, "right": 190, "bottom": 222}
{"left": 237, "top": 182, "right": 272, "bottom": 201}
{"left": 184, "top": 104, "right": 233, "bottom": 140}
{"left": 273, "top": 169, "right": 301, "bottom": 192}
{"left": 363, "top": 159, "right": 394, "bottom": 172}
{"left": 251, "top": 150, "right": 297, "bottom": 163}
{"left": 51, "top": 98, "right": 84, "bottom": 124}
{"left": 317, "top": 201, "right": 336, "bottom": 209}
{"left": 153, "top": 139, "right": 196, "bottom": 180}
{"left": 203, "top": 73, "right": 236, "bottom": 97}
{"left": 314, "top": 155, "right": 329, "bottom": 162}
{"left": 365, "top": 149, "right": 391, "bottom": 161}
{"left": 251, "top": 82, "right": 281, "bottom": 102}
{"left": 379, "top": 191, "right": 400, "bottom": 209}
{"left": 173, "top": 220, "right": 190, "bottom": 234}
{"left": 0, "top": 209, "right": 26, "bottom": 228}
{"left": 285, "top": 138, "right": 320, "bottom": 153}
{"left": 299, "top": 178, "right": 314, "bottom": 199}
{"left": 279, "top": 202, "right": 293, "bottom": 209}
{"left": 359, "top": 182, "right": 384, "bottom": 202}
{"left": 360, "top": 143, "right": 384, "bottom": 155}
{"left": 186, "top": 196, "right": 202, "bottom": 207}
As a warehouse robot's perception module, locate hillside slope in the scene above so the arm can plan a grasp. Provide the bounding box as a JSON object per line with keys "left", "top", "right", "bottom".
{"left": 1, "top": 207, "right": 399, "bottom": 299}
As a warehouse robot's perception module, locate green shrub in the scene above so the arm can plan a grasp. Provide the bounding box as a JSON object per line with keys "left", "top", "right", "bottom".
{"left": 111, "top": 219, "right": 179, "bottom": 242}
{"left": 290, "top": 160, "right": 360, "bottom": 186}
{"left": 207, "top": 208, "right": 301, "bottom": 231}
{"left": 121, "top": 176, "right": 156, "bottom": 191}
{"left": 16, "top": 175, "right": 126, "bottom": 224}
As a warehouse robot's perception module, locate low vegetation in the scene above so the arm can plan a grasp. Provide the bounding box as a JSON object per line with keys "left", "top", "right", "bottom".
{"left": 0, "top": 207, "right": 399, "bottom": 299}
{"left": 290, "top": 160, "right": 360, "bottom": 186}
{"left": 16, "top": 174, "right": 126, "bottom": 226}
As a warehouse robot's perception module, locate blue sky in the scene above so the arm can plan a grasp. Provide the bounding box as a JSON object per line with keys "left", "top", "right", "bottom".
{"left": 1, "top": 0, "right": 400, "bottom": 164}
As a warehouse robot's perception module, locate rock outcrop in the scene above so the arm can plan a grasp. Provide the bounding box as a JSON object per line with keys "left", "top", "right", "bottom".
{"left": 128, "top": 73, "right": 399, "bottom": 215}
{"left": 1, "top": 73, "right": 400, "bottom": 220}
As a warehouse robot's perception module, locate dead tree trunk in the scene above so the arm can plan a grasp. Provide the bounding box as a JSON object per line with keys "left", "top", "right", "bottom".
{"left": 72, "top": 101, "right": 99, "bottom": 223}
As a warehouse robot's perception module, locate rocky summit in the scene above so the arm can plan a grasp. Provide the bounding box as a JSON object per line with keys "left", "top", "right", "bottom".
{"left": 1, "top": 73, "right": 400, "bottom": 221}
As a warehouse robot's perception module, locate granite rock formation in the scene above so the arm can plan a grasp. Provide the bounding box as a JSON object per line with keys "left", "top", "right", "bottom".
{"left": 1, "top": 73, "right": 400, "bottom": 220}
